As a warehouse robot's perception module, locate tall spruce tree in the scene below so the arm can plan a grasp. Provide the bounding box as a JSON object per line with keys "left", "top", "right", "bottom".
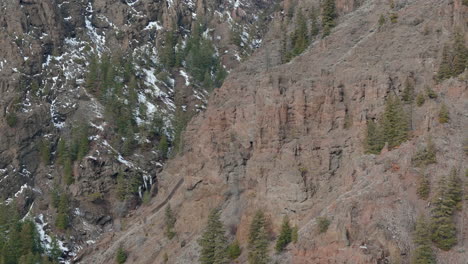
{"left": 290, "top": 11, "right": 309, "bottom": 57}
{"left": 381, "top": 94, "right": 409, "bottom": 149}
{"left": 248, "top": 211, "right": 269, "bottom": 264}
{"left": 275, "top": 216, "right": 292, "bottom": 253}
{"left": 322, "top": 0, "right": 337, "bottom": 37}
{"left": 411, "top": 216, "right": 435, "bottom": 264}
{"left": 431, "top": 176, "right": 457, "bottom": 250}
{"left": 198, "top": 209, "right": 229, "bottom": 264}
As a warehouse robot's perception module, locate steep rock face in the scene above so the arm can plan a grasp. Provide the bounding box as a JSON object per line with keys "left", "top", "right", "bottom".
{"left": 0, "top": 0, "right": 274, "bottom": 259}
{"left": 77, "top": 0, "right": 467, "bottom": 263}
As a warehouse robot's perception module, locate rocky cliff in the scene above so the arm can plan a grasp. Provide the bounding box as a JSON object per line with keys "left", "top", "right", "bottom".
{"left": 1, "top": 0, "right": 467, "bottom": 263}
{"left": 0, "top": 0, "right": 274, "bottom": 260}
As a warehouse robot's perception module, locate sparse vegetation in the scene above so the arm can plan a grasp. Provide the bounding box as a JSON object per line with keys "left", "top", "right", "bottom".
{"left": 438, "top": 104, "right": 449, "bottom": 123}
{"left": 317, "top": 217, "right": 330, "bottom": 233}
{"left": 378, "top": 14, "right": 386, "bottom": 28}
{"left": 390, "top": 13, "right": 398, "bottom": 23}
{"left": 412, "top": 137, "right": 436, "bottom": 167}
{"left": 416, "top": 93, "right": 425, "bottom": 106}
{"left": 6, "top": 112, "right": 18, "bottom": 127}
{"left": 164, "top": 204, "right": 176, "bottom": 239}
{"left": 291, "top": 225, "right": 299, "bottom": 243}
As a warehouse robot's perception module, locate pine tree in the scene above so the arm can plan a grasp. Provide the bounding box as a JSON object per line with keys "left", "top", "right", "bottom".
{"left": 290, "top": 11, "right": 309, "bottom": 57}
{"left": 116, "top": 246, "right": 127, "bottom": 264}
{"left": 447, "top": 168, "right": 463, "bottom": 210}
{"left": 56, "top": 193, "right": 70, "bottom": 230}
{"left": 63, "top": 157, "right": 73, "bottom": 185}
{"left": 322, "top": 0, "right": 337, "bottom": 37}
{"left": 452, "top": 31, "right": 467, "bottom": 76}
{"left": 227, "top": 240, "right": 241, "bottom": 260}
{"left": 164, "top": 204, "right": 176, "bottom": 239}
{"left": 38, "top": 139, "right": 51, "bottom": 165}
{"left": 411, "top": 216, "right": 435, "bottom": 264}
{"left": 417, "top": 175, "right": 430, "bottom": 200}
{"left": 49, "top": 236, "right": 62, "bottom": 262}
{"left": 86, "top": 54, "right": 99, "bottom": 95}
{"left": 160, "top": 31, "right": 177, "bottom": 69}
{"left": 381, "top": 94, "right": 409, "bottom": 149}
{"left": 275, "top": 216, "right": 292, "bottom": 253}
{"left": 431, "top": 177, "right": 457, "bottom": 250}
{"left": 365, "top": 119, "right": 384, "bottom": 154}
{"left": 56, "top": 139, "right": 67, "bottom": 165}
{"left": 416, "top": 93, "right": 425, "bottom": 106}
{"left": 310, "top": 7, "right": 320, "bottom": 38}
{"left": 437, "top": 45, "right": 453, "bottom": 81}
{"left": 248, "top": 211, "right": 269, "bottom": 264}
{"left": 198, "top": 209, "right": 229, "bottom": 264}
{"left": 116, "top": 172, "right": 127, "bottom": 201}
{"left": 402, "top": 77, "right": 415, "bottom": 103}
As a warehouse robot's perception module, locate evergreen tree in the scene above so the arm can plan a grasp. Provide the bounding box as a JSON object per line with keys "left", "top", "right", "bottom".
{"left": 310, "top": 7, "right": 320, "bottom": 38}
{"left": 198, "top": 209, "right": 229, "bottom": 264}
{"left": 411, "top": 216, "right": 435, "bottom": 264}
{"left": 38, "top": 139, "right": 51, "bottom": 165}
{"left": 248, "top": 211, "right": 269, "bottom": 264}
{"left": 164, "top": 204, "right": 176, "bottom": 239}
{"left": 56, "top": 139, "right": 67, "bottom": 165}
{"left": 86, "top": 54, "right": 100, "bottom": 95}
{"left": 322, "top": 0, "right": 337, "bottom": 37}
{"left": 431, "top": 176, "right": 457, "bottom": 250}
{"left": 56, "top": 194, "right": 70, "bottom": 230}
{"left": 381, "top": 94, "right": 409, "bottom": 149}
{"left": 116, "top": 246, "right": 127, "bottom": 264}
{"left": 160, "top": 31, "right": 177, "bottom": 69}
{"left": 116, "top": 172, "right": 127, "bottom": 201}
{"left": 416, "top": 93, "right": 425, "bottom": 106}
{"left": 452, "top": 31, "right": 467, "bottom": 76}
{"left": 417, "top": 175, "right": 430, "bottom": 200}
{"left": 49, "top": 236, "right": 62, "bottom": 262}
{"left": 317, "top": 217, "right": 330, "bottom": 233}
{"left": 292, "top": 11, "right": 309, "bottom": 56}
{"left": 227, "top": 240, "right": 241, "bottom": 260}
{"left": 436, "top": 45, "right": 452, "bottom": 81}
{"left": 275, "top": 216, "right": 292, "bottom": 253}
{"left": 365, "top": 119, "right": 384, "bottom": 154}
{"left": 447, "top": 168, "right": 463, "bottom": 210}
{"left": 402, "top": 77, "right": 415, "bottom": 103}
{"left": 63, "top": 157, "right": 73, "bottom": 185}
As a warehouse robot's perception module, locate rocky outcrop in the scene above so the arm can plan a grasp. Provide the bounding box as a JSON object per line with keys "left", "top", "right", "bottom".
{"left": 76, "top": 0, "right": 467, "bottom": 263}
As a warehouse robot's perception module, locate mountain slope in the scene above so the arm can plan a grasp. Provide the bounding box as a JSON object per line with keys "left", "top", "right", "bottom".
{"left": 76, "top": 0, "right": 468, "bottom": 263}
